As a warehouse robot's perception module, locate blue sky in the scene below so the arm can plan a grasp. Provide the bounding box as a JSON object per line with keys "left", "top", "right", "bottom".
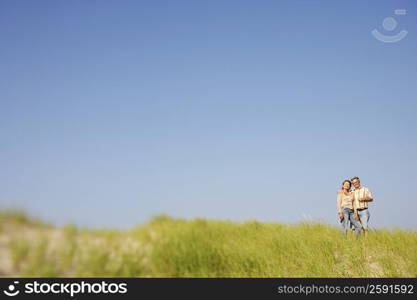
{"left": 1, "top": 0, "right": 416, "bottom": 229}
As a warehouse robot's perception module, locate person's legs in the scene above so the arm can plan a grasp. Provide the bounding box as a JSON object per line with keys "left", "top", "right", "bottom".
{"left": 341, "top": 208, "right": 351, "bottom": 236}
{"left": 358, "top": 209, "right": 370, "bottom": 238}
{"left": 349, "top": 218, "right": 356, "bottom": 235}
{"left": 348, "top": 210, "right": 362, "bottom": 237}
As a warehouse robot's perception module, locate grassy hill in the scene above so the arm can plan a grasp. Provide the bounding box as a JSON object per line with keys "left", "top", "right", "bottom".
{"left": 0, "top": 210, "right": 416, "bottom": 277}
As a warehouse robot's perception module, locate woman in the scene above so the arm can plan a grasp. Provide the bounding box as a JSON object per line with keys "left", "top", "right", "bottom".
{"left": 336, "top": 180, "right": 362, "bottom": 236}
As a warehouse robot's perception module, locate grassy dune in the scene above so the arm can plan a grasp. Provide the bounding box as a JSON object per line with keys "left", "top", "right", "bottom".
{"left": 0, "top": 210, "right": 416, "bottom": 277}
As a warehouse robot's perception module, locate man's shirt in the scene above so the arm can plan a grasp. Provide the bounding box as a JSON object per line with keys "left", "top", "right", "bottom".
{"left": 352, "top": 186, "right": 373, "bottom": 209}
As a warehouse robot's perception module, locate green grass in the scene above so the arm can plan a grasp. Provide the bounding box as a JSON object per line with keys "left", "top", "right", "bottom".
{"left": 0, "top": 210, "right": 51, "bottom": 228}
{"left": 1, "top": 210, "right": 416, "bottom": 277}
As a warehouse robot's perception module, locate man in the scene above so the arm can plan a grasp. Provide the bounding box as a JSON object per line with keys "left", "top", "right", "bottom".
{"left": 351, "top": 176, "right": 374, "bottom": 238}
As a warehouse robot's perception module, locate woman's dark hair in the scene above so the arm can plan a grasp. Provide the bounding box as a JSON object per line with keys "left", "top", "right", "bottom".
{"left": 341, "top": 180, "right": 352, "bottom": 190}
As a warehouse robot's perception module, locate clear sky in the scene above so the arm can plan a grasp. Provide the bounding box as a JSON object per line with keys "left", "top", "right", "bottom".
{"left": 1, "top": 0, "right": 416, "bottom": 229}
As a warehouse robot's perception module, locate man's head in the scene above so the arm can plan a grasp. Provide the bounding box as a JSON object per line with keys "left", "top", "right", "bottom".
{"left": 351, "top": 176, "right": 361, "bottom": 189}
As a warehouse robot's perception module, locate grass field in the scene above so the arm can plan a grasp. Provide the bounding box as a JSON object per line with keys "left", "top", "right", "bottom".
{"left": 0, "top": 210, "right": 416, "bottom": 277}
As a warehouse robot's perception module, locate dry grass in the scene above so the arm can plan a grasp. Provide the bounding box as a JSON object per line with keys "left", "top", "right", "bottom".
{"left": 1, "top": 211, "right": 416, "bottom": 277}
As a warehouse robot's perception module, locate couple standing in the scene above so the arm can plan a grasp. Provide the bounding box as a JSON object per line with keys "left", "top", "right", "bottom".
{"left": 336, "top": 176, "right": 374, "bottom": 238}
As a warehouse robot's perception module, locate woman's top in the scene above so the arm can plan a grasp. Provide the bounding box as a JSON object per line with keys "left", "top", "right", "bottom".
{"left": 336, "top": 191, "right": 354, "bottom": 214}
